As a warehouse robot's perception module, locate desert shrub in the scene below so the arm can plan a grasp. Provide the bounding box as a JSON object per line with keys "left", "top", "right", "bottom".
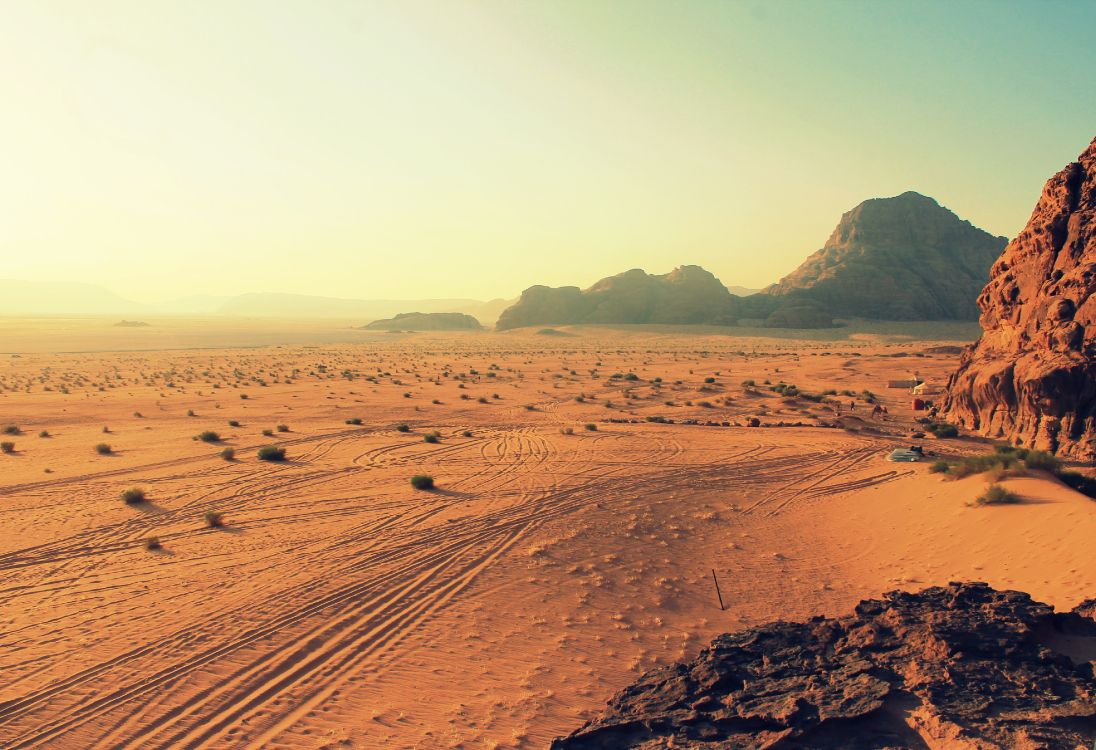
{"left": 345, "top": 417, "right": 363, "bottom": 425}
{"left": 524, "top": 404, "right": 537, "bottom": 411}
{"left": 95, "top": 443, "right": 113, "bottom": 455}
{"left": 204, "top": 510, "right": 225, "bottom": 527}
{"left": 583, "top": 423, "right": 598, "bottom": 431}
{"left": 276, "top": 424, "right": 289, "bottom": 433}
{"left": 926, "top": 423, "right": 959, "bottom": 438}
{"left": 410, "top": 474, "right": 434, "bottom": 490}
{"left": 561, "top": 426, "right": 574, "bottom": 435}
{"left": 462, "top": 430, "right": 472, "bottom": 437}
{"left": 38, "top": 430, "right": 50, "bottom": 438}
{"left": 262, "top": 428, "right": 274, "bottom": 437}
{"left": 929, "top": 460, "right": 949, "bottom": 473}
{"left": 121, "top": 488, "right": 146, "bottom": 504}
{"left": 423, "top": 431, "right": 440, "bottom": 444}
{"left": 396, "top": 423, "right": 410, "bottom": 432}
{"left": 704, "top": 376, "right": 716, "bottom": 384}
{"left": 197, "top": 430, "right": 220, "bottom": 443}
{"left": 2, "top": 425, "right": 20, "bottom": 435}
{"left": 144, "top": 537, "right": 162, "bottom": 551}
{"left": 133, "top": 411, "right": 143, "bottom": 418}
{"left": 0, "top": 441, "right": 13, "bottom": 454}
{"left": 220, "top": 447, "right": 236, "bottom": 460}
{"left": 976, "top": 484, "right": 1021, "bottom": 505}
{"left": 186, "top": 409, "right": 195, "bottom": 417}
{"left": 477, "top": 396, "right": 488, "bottom": 403}
{"left": 257, "top": 445, "right": 286, "bottom": 461}
{"left": 228, "top": 420, "right": 241, "bottom": 427}
{"left": 1022, "top": 450, "right": 1060, "bottom": 472}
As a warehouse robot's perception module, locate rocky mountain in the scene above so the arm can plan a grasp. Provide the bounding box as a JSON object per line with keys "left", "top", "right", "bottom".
{"left": 768, "top": 192, "right": 1008, "bottom": 320}
{"left": 495, "top": 266, "right": 739, "bottom": 330}
{"left": 552, "top": 582, "right": 1096, "bottom": 749}
{"left": 945, "top": 138, "right": 1096, "bottom": 460}
{"left": 362, "top": 312, "right": 483, "bottom": 331}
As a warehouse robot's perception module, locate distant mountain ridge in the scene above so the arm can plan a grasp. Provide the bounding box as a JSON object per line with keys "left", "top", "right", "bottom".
{"left": 0, "top": 282, "right": 512, "bottom": 324}
{"left": 3, "top": 193, "right": 1004, "bottom": 328}
{"left": 768, "top": 191, "right": 1007, "bottom": 319}
{"left": 363, "top": 312, "right": 483, "bottom": 331}
{"left": 495, "top": 266, "right": 740, "bottom": 330}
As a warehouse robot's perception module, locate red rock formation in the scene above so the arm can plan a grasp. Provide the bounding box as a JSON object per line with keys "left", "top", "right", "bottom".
{"left": 945, "top": 138, "right": 1096, "bottom": 459}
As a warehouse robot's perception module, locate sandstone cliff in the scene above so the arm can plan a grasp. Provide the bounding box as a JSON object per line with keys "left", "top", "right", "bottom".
{"left": 945, "top": 138, "right": 1096, "bottom": 459}
{"left": 552, "top": 582, "right": 1096, "bottom": 749}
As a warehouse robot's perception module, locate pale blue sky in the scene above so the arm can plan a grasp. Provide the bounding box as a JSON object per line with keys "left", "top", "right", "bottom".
{"left": 0, "top": 0, "right": 1093, "bottom": 301}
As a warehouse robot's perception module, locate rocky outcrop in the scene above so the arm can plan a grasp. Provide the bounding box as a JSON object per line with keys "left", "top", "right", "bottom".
{"left": 495, "top": 266, "right": 740, "bottom": 330}
{"left": 945, "top": 138, "right": 1096, "bottom": 460}
{"left": 362, "top": 312, "right": 482, "bottom": 331}
{"left": 768, "top": 192, "right": 1007, "bottom": 320}
{"left": 552, "top": 582, "right": 1096, "bottom": 749}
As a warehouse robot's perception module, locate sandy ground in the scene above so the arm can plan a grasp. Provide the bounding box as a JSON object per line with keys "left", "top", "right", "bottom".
{"left": 0, "top": 322, "right": 1092, "bottom": 749}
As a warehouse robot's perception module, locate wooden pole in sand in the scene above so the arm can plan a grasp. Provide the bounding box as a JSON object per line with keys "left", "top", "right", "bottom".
{"left": 711, "top": 569, "right": 725, "bottom": 611}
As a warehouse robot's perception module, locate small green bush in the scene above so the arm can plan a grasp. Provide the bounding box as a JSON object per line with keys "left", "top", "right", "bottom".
{"left": 145, "top": 536, "right": 162, "bottom": 551}
{"left": 584, "top": 423, "right": 598, "bottom": 431}
{"left": 262, "top": 428, "right": 274, "bottom": 437}
{"left": 410, "top": 474, "right": 434, "bottom": 490}
{"left": 561, "top": 426, "right": 574, "bottom": 435}
{"left": 1, "top": 441, "right": 14, "bottom": 454}
{"left": 1023, "top": 450, "right": 1060, "bottom": 472}
{"left": 2, "top": 425, "right": 20, "bottom": 435}
{"left": 926, "top": 423, "right": 959, "bottom": 439}
{"left": 228, "top": 420, "right": 241, "bottom": 427}
{"left": 197, "top": 430, "right": 220, "bottom": 443}
{"left": 929, "top": 460, "right": 950, "bottom": 474}
{"left": 220, "top": 447, "right": 236, "bottom": 461}
{"left": 462, "top": 430, "right": 473, "bottom": 437}
{"left": 95, "top": 443, "right": 113, "bottom": 455}
{"left": 976, "top": 483, "right": 1021, "bottom": 505}
{"left": 396, "top": 423, "right": 410, "bottom": 433}
{"left": 345, "top": 417, "right": 363, "bottom": 425}
{"left": 257, "top": 445, "right": 286, "bottom": 462}
{"left": 423, "top": 431, "right": 440, "bottom": 444}
{"left": 204, "top": 510, "right": 225, "bottom": 527}
{"left": 121, "top": 488, "right": 147, "bottom": 504}
{"left": 38, "top": 430, "right": 50, "bottom": 438}
{"left": 276, "top": 424, "right": 289, "bottom": 432}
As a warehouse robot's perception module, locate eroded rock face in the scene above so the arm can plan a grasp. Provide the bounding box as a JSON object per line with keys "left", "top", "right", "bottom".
{"left": 945, "top": 138, "right": 1096, "bottom": 459}
{"left": 552, "top": 582, "right": 1096, "bottom": 749}
{"left": 768, "top": 192, "right": 1007, "bottom": 320}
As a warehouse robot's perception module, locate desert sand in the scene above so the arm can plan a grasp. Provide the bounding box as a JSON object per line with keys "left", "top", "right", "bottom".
{"left": 0, "top": 321, "right": 1092, "bottom": 749}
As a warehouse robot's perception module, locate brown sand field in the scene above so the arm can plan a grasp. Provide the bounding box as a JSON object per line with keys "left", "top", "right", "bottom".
{"left": 0, "top": 321, "right": 1092, "bottom": 749}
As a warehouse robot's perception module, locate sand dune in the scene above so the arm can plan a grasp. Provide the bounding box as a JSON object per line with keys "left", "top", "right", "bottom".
{"left": 0, "top": 326, "right": 1091, "bottom": 748}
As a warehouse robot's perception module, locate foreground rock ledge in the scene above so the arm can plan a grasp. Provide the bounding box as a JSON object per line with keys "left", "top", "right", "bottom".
{"left": 552, "top": 582, "right": 1096, "bottom": 749}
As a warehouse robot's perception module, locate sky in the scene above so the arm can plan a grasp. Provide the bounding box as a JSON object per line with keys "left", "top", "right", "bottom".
{"left": 1, "top": 0, "right": 1094, "bottom": 303}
